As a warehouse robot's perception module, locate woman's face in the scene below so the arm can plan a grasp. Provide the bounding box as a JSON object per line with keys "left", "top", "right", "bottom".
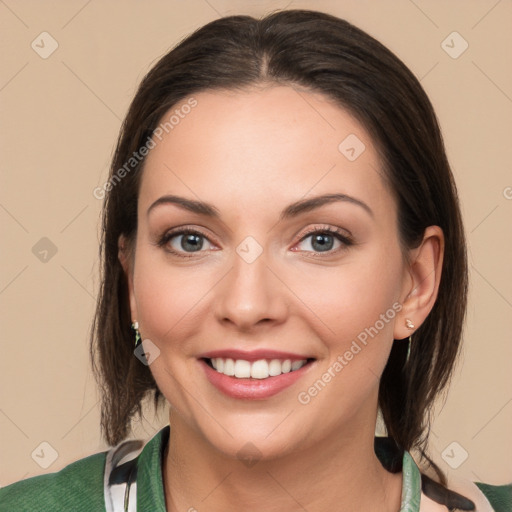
{"left": 125, "top": 85, "right": 413, "bottom": 459}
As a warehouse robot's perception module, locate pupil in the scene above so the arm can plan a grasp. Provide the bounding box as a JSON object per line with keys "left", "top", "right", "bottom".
{"left": 312, "top": 233, "right": 333, "bottom": 252}
{"left": 182, "top": 234, "right": 203, "bottom": 252}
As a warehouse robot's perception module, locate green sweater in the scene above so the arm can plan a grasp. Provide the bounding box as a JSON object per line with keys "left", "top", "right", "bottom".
{"left": 0, "top": 426, "right": 510, "bottom": 511}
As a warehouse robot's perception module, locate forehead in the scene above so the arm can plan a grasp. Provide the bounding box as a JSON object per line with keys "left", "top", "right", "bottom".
{"left": 139, "top": 86, "right": 393, "bottom": 219}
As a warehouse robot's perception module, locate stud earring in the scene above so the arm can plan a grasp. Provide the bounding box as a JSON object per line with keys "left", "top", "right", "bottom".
{"left": 131, "top": 321, "right": 142, "bottom": 348}
{"left": 405, "top": 318, "right": 415, "bottom": 330}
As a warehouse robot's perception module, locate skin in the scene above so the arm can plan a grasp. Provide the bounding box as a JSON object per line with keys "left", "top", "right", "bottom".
{"left": 119, "top": 85, "right": 445, "bottom": 511}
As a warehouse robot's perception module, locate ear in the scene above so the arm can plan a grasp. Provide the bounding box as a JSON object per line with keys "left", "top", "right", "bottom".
{"left": 394, "top": 226, "right": 444, "bottom": 340}
{"left": 118, "top": 234, "right": 138, "bottom": 322}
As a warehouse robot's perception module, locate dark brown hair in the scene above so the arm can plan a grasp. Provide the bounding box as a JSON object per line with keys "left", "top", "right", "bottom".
{"left": 91, "top": 8, "right": 467, "bottom": 486}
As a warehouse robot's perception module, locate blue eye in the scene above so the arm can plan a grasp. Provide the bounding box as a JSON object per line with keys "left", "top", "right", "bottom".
{"left": 158, "top": 229, "right": 214, "bottom": 255}
{"left": 296, "top": 228, "right": 353, "bottom": 254}
{"left": 157, "top": 226, "right": 353, "bottom": 258}
{"left": 172, "top": 232, "right": 205, "bottom": 252}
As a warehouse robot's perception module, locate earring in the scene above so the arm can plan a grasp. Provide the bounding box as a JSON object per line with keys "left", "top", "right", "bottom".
{"left": 131, "top": 321, "right": 142, "bottom": 348}
{"left": 404, "top": 319, "right": 414, "bottom": 365}
{"left": 406, "top": 335, "right": 412, "bottom": 364}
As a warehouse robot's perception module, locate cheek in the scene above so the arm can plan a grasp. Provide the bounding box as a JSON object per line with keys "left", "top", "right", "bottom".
{"left": 292, "top": 250, "right": 403, "bottom": 347}
{"left": 132, "top": 248, "right": 214, "bottom": 348}
{"left": 291, "top": 256, "right": 403, "bottom": 423}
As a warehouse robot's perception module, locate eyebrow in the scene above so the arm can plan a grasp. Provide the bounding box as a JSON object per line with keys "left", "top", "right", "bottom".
{"left": 147, "top": 193, "right": 373, "bottom": 220}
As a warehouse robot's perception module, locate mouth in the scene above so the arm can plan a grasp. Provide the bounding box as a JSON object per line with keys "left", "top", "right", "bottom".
{"left": 198, "top": 351, "right": 316, "bottom": 400}
{"left": 202, "top": 357, "right": 314, "bottom": 379}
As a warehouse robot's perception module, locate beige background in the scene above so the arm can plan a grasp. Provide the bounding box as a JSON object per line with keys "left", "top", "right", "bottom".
{"left": 1, "top": 0, "right": 511, "bottom": 487}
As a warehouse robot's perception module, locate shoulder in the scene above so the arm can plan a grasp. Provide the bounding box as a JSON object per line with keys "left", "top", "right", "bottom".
{"left": 0, "top": 427, "right": 167, "bottom": 512}
{"left": 377, "top": 439, "right": 511, "bottom": 512}
{"left": 473, "top": 482, "right": 512, "bottom": 512}
{"left": 0, "top": 450, "right": 107, "bottom": 512}
{"left": 422, "top": 473, "right": 512, "bottom": 512}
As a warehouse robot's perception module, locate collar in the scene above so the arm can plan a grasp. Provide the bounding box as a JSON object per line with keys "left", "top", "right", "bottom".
{"left": 134, "top": 425, "right": 423, "bottom": 511}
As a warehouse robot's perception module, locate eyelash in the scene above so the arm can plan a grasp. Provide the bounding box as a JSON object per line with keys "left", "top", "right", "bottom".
{"left": 297, "top": 226, "right": 354, "bottom": 256}
{"left": 156, "top": 225, "right": 354, "bottom": 259}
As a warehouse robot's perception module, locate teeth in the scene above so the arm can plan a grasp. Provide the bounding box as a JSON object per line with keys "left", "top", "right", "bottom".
{"left": 291, "top": 360, "right": 303, "bottom": 371}
{"left": 208, "top": 358, "right": 308, "bottom": 379}
{"left": 268, "top": 359, "right": 282, "bottom": 376}
{"left": 223, "top": 358, "right": 235, "bottom": 376}
{"left": 250, "top": 359, "right": 268, "bottom": 379}
{"left": 234, "top": 359, "right": 251, "bottom": 378}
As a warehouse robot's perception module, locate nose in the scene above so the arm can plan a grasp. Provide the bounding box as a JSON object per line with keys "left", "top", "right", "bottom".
{"left": 213, "top": 250, "right": 289, "bottom": 333}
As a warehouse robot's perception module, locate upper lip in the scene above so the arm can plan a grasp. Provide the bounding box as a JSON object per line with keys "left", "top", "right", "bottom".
{"left": 198, "top": 349, "right": 315, "bottom": 362}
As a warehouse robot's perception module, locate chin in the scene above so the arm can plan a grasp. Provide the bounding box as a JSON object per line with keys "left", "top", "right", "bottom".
{"left": 187, "top": 411, "right": 302, "bottom": 462}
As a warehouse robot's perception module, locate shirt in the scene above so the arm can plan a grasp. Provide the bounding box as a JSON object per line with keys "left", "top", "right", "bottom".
{"left": 0, "top": 425, "right": 510, "bottom": 511}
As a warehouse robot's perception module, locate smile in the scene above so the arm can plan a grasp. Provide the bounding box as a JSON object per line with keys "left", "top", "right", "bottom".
{"left": 198, "top": 350, "right": 316, "bottom": 400}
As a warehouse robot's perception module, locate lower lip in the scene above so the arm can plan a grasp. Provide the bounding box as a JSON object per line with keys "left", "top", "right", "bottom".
{"left": 200, "top": 359, "right": 313, "bottom": 400}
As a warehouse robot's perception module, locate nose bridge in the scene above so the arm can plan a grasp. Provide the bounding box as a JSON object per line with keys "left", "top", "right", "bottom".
{"left": 214, "top": 242, "right": 288, "bottom": 329}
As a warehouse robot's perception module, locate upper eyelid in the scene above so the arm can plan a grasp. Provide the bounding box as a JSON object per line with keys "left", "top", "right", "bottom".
{"left": 160, "top": 227, "right": 218, "bottom": 247}
{"left": 299, "top": 225, "right": 352, "bottom": 238}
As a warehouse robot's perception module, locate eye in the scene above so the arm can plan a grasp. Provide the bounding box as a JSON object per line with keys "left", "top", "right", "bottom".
{"left": 158, "top": 228, "right": 215, "bottom": 256}
{"left": 294, "top": 227, "right": 353, "bottom": 254}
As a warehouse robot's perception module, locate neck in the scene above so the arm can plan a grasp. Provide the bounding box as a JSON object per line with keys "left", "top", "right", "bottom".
{"left": 162, "top": 410, "right": 402, "bottom": 512}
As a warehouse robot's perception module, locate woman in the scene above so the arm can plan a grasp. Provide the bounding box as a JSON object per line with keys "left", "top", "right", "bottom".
{"left": 1, "top": 9, "right": 510, "bottom": 512}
